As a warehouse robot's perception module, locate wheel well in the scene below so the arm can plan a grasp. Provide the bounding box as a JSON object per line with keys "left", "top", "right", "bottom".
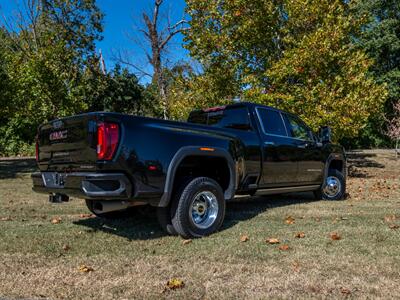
{"left": 173, "top": 155, "right": 230, "bottom": 194}
{"left": 328, "top": 159, "right": 343, "bottom": 173}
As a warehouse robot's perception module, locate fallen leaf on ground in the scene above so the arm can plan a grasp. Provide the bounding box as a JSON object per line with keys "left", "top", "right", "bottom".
{"left": 0, "top": 217, "right": 11, "bottom": 221}
{"left": 389, "top": 224, "right": 399, "bottom": 229}
{"left": 285, "top": 216, "right": 295, "bottom": 225}
{"left": 384, "top": 215, "right": 396, "bottom": 223}
{"left": 266, "top": 238, "right": 280, "bottom": 244}
{"left": 340, "top": 287, "right": 351, "bottom": 295}
{"left": 292, "top": 261, "right": 300, "bottom": 272}
{"left": 330, "top": 232, "right": 341, "bottom": 240}
{"left": 78, "top": 265, "right": 94, "bottom": 273}
{"left": 295, "top": 232, "right": 305, "bottom": 238}
{"left": 51, "top": 217, "right": 62, "bottom": 224}
{"left": 182, "top": 239, "right": 192, "bottom": 245}
{"left": 62, "top": 245, "right": 70, "bottom": 251}
{"left": 79, "top": 214, "right": 93, "bottom": 218}
{"left": 166, "top": 278, "right": 184, "bottom": 290}
{"left": 279, "top": 244, "right": 290, "bottom": 251}
{"left": 240, "top": 235, "right": 249, "bottom": 242}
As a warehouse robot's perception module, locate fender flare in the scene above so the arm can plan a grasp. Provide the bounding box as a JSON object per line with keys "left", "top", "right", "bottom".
{"left": 324, "top": 153, "right": 347, "bottom": 179}
{"left": 158, "top": 146, "right": 237, "bottom": 207}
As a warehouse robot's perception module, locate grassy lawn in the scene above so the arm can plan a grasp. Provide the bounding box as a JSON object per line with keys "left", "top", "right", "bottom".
{"left": 0, "top": 151, "right": 399, "bottom": 299}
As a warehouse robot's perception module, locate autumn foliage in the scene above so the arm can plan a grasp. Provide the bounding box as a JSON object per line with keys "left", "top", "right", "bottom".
{"left": 184, "top": 0, "right": 387, "bottom": 140}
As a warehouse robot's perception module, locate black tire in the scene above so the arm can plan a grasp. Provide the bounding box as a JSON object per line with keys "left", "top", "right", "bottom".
{"left": 171, "top": 177, "right": 226, "bottom": 238}
{"left": 157, "top": 176, "right": 194, "bottom": 236}
{"left": 85, "top": 199, "right": 134, "bottom": 219}
{"left": 314, "top": 169, "right": 346, "bottom": 200}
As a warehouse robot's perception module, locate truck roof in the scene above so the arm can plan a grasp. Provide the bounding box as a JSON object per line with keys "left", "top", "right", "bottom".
{"left": 195, "top": 101, "right": 287, "bottom": 114}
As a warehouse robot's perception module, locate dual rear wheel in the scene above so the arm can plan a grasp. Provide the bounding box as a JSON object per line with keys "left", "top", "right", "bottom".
{"left": 157, "top": 177, "right": 226, "bottom": 238}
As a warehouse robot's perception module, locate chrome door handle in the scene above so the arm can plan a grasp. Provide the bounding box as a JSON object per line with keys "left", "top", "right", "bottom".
{"left": 264, "top": 141, "right": 275, "bottom": 146}
{"left": 297, "top": 142, "right": 314, "bottom": 149}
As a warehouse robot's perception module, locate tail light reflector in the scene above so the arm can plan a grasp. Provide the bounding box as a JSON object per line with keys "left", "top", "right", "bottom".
{"left": 97, "top": 122, "right": 119, "bottom": 160}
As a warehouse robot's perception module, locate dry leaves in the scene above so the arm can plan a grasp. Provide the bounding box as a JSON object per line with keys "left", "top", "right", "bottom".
{"left": 285, "top": 216, "right": 295, "bottom": 225}
{"left": 330, "top": 232, "right": 341, "bottom": 240}
{"left": 389, "top": 224, "right": 399, "bottom": 230}
{"left": 292, "top": 261, "right": 300, "bottom": 272}
{"left": 384, "top": 215, "right": 396, "bottom": 223}
{"left": 266, "top": 238, "right": 280, "bottom": 244}
{"left": 182, "top": 239, "right": 192, "bottom": 245}
{"left": 79, "top": 214, "right": 93, "bottom": 218}
{"left": 51, "top": 217, "right": 62, "bottom": 224}
{"left": 240, "top": 235, "right": 249, "bottom": 242}
{"left": 166, "top": 278, "right": 184, "bottom": 290}
{"left": 78, "top": 265, "right": 94, "bottom": 273}
{"left": 295, "top": 232, "right": 305, "bottom": 238}
{"left": 0, "top": 216, "right": 11, "bottom": 221}
{"left": 340, "top": 287, "right": 351, "bottom": 295}
{"left": 62, "top": 245, "right": 70, "bottom": 251}
{"left": 279, "top": 244, "right": 290, "bottom": 251}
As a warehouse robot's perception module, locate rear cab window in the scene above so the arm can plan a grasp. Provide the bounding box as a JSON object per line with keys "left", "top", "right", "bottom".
{"left": 188, "top": 106, "right": 252, "bottom": 131}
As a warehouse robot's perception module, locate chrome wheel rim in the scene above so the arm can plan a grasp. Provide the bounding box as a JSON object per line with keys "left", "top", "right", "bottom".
{"left": 323, "top": 176, "right": 341, "bottom": 198}
{"left": 190, "top": 191, "right": 219, "bottom": 229}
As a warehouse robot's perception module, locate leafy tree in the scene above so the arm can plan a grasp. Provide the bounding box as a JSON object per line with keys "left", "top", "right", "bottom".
{"left": 102, "top": 65, "right": 145, "bottom": 114}
{"left": 386, "top": 102, "right": 400, "bottom": 157}
{"left": 0, "top": 0, "right": 104, "bottom": 155}
{"left": 168, "top": 63, "right": 237, "bottom": 120}
{"left": 351, "top": 0, "right": 400, "bottom": 147}
{"left": 185, "top": 0, "right": 387, "bottom": 140}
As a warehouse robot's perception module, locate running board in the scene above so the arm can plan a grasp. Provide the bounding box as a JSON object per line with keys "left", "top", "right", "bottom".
{"left": 255, "top": 185, "right": 320, "bottom": 196}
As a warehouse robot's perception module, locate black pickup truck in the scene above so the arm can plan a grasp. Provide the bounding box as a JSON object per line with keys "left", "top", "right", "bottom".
{"left": 32, "top": 102, "right": 346, "bottom": 238}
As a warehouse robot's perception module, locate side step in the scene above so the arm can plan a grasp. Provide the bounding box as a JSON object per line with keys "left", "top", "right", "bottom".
{"left": 255, "top": 185, "right": 320, "bottom": 196}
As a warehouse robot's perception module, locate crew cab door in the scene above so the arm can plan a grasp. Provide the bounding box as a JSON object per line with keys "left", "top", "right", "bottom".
{"left": 282, "top": 113, "right": 324, "bottom": 184}
{"left": 256, "top": 107, "right": 298, "bottom": 187}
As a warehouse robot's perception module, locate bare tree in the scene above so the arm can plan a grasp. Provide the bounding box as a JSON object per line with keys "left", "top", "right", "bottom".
{"left": 116, "top": 0, "right": 188, "bottom": 119}
{"left": 386, "top": 101, "right": 400, "bottom": 158}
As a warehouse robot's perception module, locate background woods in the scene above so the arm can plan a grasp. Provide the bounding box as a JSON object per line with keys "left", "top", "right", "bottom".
{"left": 0, "top": 0, "right": 399, "bottom": 155}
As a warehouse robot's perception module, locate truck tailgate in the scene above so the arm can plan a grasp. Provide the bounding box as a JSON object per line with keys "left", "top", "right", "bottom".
{"left": 37, "top": 114, "right": 97, "bottom": 168}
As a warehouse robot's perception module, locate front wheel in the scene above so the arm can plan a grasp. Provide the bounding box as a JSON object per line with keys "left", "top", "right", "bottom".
{"left": 314, "top": 169, "right": 346, "bottom": 200}
{"left": 171, "top": 177, "right": 226, "bottom": 238}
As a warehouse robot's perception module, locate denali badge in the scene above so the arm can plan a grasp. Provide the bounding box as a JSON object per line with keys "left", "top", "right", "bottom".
{"left": 49, "top": 130, "right": 68, "bottom": 141}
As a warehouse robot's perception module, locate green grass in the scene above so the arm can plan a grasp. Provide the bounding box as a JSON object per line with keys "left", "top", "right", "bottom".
{"left": 0, "top": 151, "right": 399, "bottom": 299}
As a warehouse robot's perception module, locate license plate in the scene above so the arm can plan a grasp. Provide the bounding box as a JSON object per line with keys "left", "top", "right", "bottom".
{"left": 42, "top": 172, "right": 66, "bottom": 188}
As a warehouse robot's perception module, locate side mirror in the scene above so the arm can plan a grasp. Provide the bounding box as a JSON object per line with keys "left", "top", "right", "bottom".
{"left": 319, "top": 126, "right": 332, "bottom": 144}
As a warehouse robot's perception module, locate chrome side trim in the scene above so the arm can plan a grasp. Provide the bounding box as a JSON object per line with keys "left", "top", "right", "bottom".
{"left": 255, "top": 185, "right": 320, "bottom": 195}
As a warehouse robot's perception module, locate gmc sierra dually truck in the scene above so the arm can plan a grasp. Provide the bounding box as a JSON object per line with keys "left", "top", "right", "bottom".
{"left": 32, "top": 102, "right": 346, "bottom": 238}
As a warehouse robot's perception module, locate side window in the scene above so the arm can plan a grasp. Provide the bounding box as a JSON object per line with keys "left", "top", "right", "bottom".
{"left": 284, "top": 114, "right": 312, "bottom": 141}
{"left": 257, "top": 108, "right": 287, "bottom": 136}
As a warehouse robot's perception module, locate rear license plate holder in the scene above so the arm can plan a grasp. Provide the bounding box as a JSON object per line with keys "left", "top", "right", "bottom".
{"left": 42, "top": 172, "right": 66, "bottom": 188}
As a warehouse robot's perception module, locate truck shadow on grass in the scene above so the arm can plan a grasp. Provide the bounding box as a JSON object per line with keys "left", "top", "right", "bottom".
{"left": 74, "top": 193, "right": 315, "bottom": 240}
{"left": 0, "top": 158, "right": 37, "bottom": 179}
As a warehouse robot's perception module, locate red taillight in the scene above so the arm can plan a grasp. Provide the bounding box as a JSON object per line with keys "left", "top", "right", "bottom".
{"left": 97, "top": 122, "right": 119, "bottom": 160}
{"left": 35, "top": 137, "right": 39, "bottom": 162}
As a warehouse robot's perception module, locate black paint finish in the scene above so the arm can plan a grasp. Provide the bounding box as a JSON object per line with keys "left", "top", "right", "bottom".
{"left": 32, "top": 102, "right": 346, "bottom": 206}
